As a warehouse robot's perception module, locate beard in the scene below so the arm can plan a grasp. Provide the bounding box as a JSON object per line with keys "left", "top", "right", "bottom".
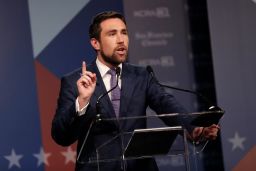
{"left": 100, "top": 48, "right": 128, "bottom": 67}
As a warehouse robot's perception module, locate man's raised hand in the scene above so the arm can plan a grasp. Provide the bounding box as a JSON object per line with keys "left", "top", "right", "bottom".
{"left": 77, "top": 61, "right": 97, "bottom": 109}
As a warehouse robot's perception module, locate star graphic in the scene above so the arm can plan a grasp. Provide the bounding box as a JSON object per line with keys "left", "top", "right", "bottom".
{"left": 4, "top": 149, "right": 23, "bottom": 169}
{"left": 228, "top": 132, "right": 246, "bottom": 151}
{"left": 61, "top": 146, "right": 77, "bottom": 164}
{"left": 33, "top": 147, "right": 51, "bottom": 167}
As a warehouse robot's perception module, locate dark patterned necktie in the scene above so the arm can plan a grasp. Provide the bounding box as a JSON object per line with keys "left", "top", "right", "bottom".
{"left": 108, "top": 69, "right": 121, "bottom": 117}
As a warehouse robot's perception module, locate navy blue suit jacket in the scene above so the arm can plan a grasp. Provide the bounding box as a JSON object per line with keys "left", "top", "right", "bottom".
{"left": 51, "top": 62, "right": 193, "bottom": 171}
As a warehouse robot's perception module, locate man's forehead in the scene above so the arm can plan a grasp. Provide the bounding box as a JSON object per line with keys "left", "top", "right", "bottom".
{"left": 100, "top": 18, "right": 127, "bottom": 31}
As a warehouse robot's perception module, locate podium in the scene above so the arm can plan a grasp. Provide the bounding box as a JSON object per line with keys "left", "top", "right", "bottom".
{"left": 76, "top": 110, "right": 224, "bottom": 171}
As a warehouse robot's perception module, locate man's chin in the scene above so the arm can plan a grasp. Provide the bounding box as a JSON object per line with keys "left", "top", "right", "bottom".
{"left": 113, "top": 55, "right": 127, "bottom": 63}
{"left": 112, "top": 60, "right": 126, "bottom": 66}
{"left": 118, "top": 58, "right": 127, "bottom": 64}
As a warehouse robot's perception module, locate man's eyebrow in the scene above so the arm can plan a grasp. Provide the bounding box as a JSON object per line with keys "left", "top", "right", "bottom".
{"left": 105, "top": 29, "right": 117, "bottom": 34}
{"left": 108, "top": 29, "right": 117, "bottom": 32}
{"left": 105, "top": 28, "right": 128, "bottom": 34}
{"left": 121, "top": 28, "right": 128, "bottom": 31}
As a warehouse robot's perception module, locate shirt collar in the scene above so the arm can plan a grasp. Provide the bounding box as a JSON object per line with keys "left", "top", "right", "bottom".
{"left": 96, "top": 58, "right": 122, "bottom": 77}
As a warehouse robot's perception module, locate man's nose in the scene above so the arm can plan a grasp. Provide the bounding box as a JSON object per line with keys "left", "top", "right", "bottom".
{"left": 117, "top": 33, "right": 124, "bottom": 43}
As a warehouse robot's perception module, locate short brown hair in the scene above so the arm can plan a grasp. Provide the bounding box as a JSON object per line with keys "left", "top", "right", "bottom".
{"left": 89, "top": 11, "right": 126, "bottom": 40}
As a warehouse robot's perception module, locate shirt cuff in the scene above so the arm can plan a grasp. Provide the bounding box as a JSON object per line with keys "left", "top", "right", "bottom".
{"left": 75, "top": 98, "right": 89, "bottom": 116}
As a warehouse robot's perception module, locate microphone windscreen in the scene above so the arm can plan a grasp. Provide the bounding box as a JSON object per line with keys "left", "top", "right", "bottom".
{"left": 116, "top": 67, "right": 121, "bottom": 76}
{"left": 146, "top": 65, "right": 154, "bottom": 74}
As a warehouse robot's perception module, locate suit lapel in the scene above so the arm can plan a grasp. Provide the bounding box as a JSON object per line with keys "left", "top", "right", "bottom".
{"left": 88, "top": 62, "right": 116, "bottom": 119}
{"left": 119, "top": 63, "right": 137, "bottom": 118}
{"left": 88, "top": 62, "right": 138, "bottom": 119}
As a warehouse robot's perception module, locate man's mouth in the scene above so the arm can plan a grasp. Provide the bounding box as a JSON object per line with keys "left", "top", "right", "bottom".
{"left": 116, "top": 46, "right": 127, "bottom": 55}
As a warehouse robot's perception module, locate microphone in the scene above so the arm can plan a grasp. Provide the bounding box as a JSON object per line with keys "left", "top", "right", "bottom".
{"left": 146, "top": 65, "right": 222, "bottom": 111}
{"left": 96, "top": 67, "right": 121, "bottom": 121}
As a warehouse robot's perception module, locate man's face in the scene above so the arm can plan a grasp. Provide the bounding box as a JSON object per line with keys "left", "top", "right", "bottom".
{"left": 93, "top": 18, "right": 129, "bottom": 67}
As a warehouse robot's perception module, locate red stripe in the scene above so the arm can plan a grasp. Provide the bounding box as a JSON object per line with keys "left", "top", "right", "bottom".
{"left": 34, "top": 60, "right": 76, "bottom": 170}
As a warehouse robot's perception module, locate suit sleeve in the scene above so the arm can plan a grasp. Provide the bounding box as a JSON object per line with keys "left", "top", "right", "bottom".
{"left": 51, "top": 76, "right": 94, "bottom": 146}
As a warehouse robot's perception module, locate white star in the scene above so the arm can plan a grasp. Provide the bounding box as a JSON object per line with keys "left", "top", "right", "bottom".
{"left": 33, "top": 147, "right": 51, "bottom": 167}
{"left": 228, "top": 132, "right": 246, "bottom": 151}
{"left": 61, "top": 146, "right": 77, "bottom": 164}
{"left": 4, "top": 149, "right": 23, "bottom": 169}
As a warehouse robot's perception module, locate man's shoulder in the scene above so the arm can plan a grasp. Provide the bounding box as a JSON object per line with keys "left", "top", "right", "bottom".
{"left": 123, "top": 62, "right": 147, "bottom": 75}
{"left": 63, "top": 62, "right": 96, "bottom": 79}
{"left": 62, "top": 67, "right": 80, "bottom": 80}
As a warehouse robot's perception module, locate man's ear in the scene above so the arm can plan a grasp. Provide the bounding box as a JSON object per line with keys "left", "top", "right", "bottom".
{"left": 90, "top": 38, "right": 100, "bottom": 51}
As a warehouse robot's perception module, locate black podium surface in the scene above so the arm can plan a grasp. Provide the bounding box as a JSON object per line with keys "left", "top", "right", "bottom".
{"left": 124, "top": 126, "right": 183, "bottom": 158}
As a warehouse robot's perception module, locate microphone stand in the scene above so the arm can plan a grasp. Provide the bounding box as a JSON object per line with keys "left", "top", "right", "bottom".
{"left": 76, "top": 67, "right": 121, "bottom": 166}
{"left": 146, "top": 65, "right": 223, "bottom": 111}
{"left": 94, "top": 67, "right": 127, "bottom": 170}
{"left": 96, "top": 67, "right": 121, "bottom": 122}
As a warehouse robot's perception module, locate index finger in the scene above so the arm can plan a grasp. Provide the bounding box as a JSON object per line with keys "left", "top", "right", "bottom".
{"left": 82, "top": 61, "right": 86, "bottom": 74}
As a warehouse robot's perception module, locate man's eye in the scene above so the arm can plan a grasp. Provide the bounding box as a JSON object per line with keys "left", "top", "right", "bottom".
{"left": 122, "top": 31, "right": 128, "bottom": 35}
{"left": 109, "top": 32, "right": 115, "bottom": 36}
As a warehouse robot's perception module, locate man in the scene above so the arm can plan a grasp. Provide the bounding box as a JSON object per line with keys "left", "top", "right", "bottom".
{"left": 51, "top": 11, "right": 219, "bottom": 171}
